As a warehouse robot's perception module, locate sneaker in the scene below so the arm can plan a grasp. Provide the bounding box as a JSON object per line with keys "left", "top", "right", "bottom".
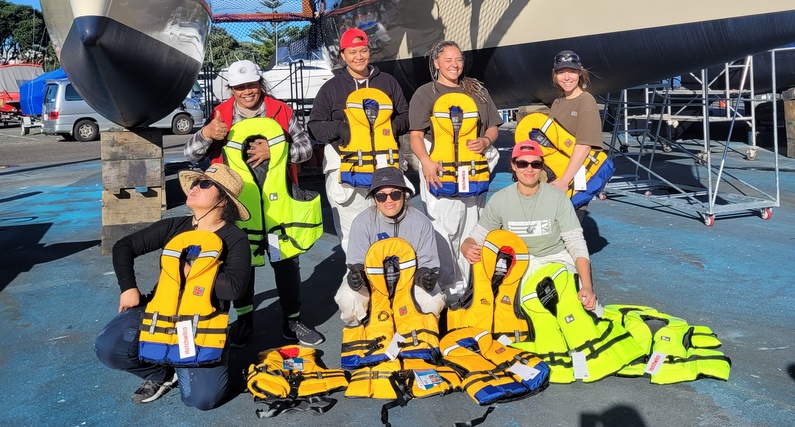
{"left": 282, "top": 321, "right": 325, "bottom": 346}
{"left": 132, "top": 372, "right": 178, "bottom": 404}
{"left": 228, "top": 316, "right": 254, "bottom": 348}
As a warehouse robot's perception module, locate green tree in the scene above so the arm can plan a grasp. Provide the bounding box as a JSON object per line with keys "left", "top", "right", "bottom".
{"left": 0, "top": 1, "right": 50, "bottom": 65}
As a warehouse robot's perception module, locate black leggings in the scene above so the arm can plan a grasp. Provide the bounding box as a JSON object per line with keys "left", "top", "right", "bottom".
{"left": 235, "top": 257, "right": 301, "bottom": 320}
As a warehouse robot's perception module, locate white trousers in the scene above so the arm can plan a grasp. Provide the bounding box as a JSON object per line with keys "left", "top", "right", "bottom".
{"left": 334, "top": 281, "right": 447, "bottom": 327}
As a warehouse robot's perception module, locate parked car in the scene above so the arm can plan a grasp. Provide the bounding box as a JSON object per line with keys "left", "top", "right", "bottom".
{"left": 41, "top": 78, "right": 204, "bottom": 141}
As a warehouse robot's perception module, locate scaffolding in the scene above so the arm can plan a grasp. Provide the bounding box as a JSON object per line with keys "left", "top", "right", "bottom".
{"left": 600, "top": 52, "right": 781, "bottom": 226}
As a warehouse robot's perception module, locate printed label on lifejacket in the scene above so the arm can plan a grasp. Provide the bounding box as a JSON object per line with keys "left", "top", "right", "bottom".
{"left": 283, "top": 357, "right": 305, "bottom": 371}
{"left": 414, "top": 369, "right": 443, "bottom": 390}
{"left": 574, "top": 166, "right": 587, "bottom": 191}
{"left": 644, "top": 351, "right": 666, "bottom": 375}
{"left": 571, "top": 351, "right": 589, "bottom": 379}
{"left": 376, "top": 154, "right": 388, "bottom": 169}
{"left": 509, "top": 362, "right": 541, "bottom": 381}
{"left": 385, "top": 333, "right": 406, "bottom": 360}
{"left": 458, "top": 165, "right": 470, "bottom": 193}
{"left": 497, "top": 335, "right": 513, "bottom": 346}
{"left": 268, "top": 234, "right": 281, "bottom": 262}
{"left": 176, "top": 319, "right": 196, "bottom": 359}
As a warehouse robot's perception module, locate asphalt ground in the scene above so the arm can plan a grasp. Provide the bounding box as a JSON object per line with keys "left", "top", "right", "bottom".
{"left": 1, "top": 121, "right": 794, "bottom": 426}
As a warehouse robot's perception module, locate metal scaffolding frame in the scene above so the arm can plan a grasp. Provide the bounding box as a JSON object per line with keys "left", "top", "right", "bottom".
{"left": 599, "top": 51, "right": 782, "bottom": 226}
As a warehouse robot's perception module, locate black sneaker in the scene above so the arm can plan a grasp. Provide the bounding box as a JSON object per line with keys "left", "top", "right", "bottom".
{"left": 132, "top": 372, "right": 178, "bottom": 404}
{"left": 228, "top": 316, "right": 254, "bottom": 348}
{"left": 282, "top": 321, "right": 325, "bottom": 346}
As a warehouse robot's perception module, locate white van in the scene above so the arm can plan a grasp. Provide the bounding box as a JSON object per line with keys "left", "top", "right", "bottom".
{"left": 41, "top": 78, "right": 204, "bottom": 141}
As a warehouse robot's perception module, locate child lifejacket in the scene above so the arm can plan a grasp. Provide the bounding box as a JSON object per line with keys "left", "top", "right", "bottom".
{"left": 340, "top": 237, "right": 440, "bottom": 369}
{"left": 515, "top": 112, "right": 614, "bottom": 209}
{"left": 440, "top": 327, "right": 550, "bottom": 405}
{"left": 513, "top": 263, "right": 645, "bottom": 383}
{"left": 602, "top": 305, "right": 731, "bottom": 384}
{"left": 447, "top": 230, "right": 530, "bottom": 343}
{"left": 339, "top": 87, "right": 400, "bottom": 187}
{"left": 138, "top": 230, "right": 228, "bottom": 366}
{"left": 224, "top": 117, "right": 323, "bottom": 265}
{"left": 429, "top": 92, "right": 489, "bottom": 197}
{"left": 246, "top": 345, "right": 349, "bottom": 417}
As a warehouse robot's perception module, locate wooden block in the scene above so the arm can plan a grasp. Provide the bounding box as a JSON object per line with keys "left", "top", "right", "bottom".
{"left": 100, "top": 129, "right": 163, "bottom": 160}
{"left": 516, "top": 104, "right": 550, "bottom": 123}
{"left": 102, "top": 159, "right": 164, "bottom": 191}
{"left": 102, "top": 188, "right": 163, "bottom": 225}
{"left": 101, "top": 222, "right": 156, "bottom": 254}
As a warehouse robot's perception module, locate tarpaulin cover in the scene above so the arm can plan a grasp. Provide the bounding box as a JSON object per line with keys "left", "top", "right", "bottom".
{"left": 19, "top": 67, "right": 66, "bottom": 116}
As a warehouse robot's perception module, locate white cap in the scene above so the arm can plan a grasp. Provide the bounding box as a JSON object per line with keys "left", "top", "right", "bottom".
{"left": 227, "top": 60, "right": 261, "bottom": 87}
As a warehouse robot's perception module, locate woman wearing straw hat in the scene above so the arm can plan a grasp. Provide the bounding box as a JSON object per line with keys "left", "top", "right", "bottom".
{"left": 95, "top": 164, "right": 251, "bottom": 409}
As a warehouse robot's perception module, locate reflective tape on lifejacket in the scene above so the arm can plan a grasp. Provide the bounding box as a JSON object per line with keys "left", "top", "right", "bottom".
{"left": 447, "top": 230, "right": 531, "bottom": 343}
{"left": 225, "top": 117, "right": 323, "bottom": 265}
{"left": 139, "top": 230, "right": 228, "bottom": 366}
{"left": 429, "top": 92, "right": 489, "bottom": 197}
{"left": 602, "top": 305, "right": 731, "bottom": 384}
{"left": 341, "top": 238, "right": 440, "bottom": 369}
{"left": 514, "top": 263, "right": 645, "bottom": 383}
{"left": 440, "top": 327, "right": 550, "bottom": 405}
{"left": 515, "top": 112, "right": 614, "bottom": 208}
{"left": 340, "top": 88, "right": 400, "bottom": 187}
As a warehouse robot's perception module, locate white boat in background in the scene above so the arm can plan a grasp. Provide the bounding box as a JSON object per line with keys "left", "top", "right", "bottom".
{"left": 262, "top": 47, "right": 334, "bottom": 103}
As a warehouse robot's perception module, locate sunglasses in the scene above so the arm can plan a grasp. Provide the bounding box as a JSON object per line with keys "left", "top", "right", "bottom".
{"left": 374, "top": 190, "right": 403, "bottom": 203}
{"left": 513, "top": 160, "right": 544, "bottom": 170}
{"left": 190, "top": 179, "right": 215, "bottom": 190}
{"left": 554, "top": 52, "right": 581, "bottom": 66}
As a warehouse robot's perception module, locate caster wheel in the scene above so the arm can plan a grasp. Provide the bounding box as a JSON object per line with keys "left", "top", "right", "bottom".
{"left": 662, "top": 143, "right": 672, "bottom": 153}
{"left": 599, "top": 192, "right": 607, "bottom": 201}
{"left": 620, "top": 145, "right": 629, "bottom": 153}
{"left": 644, "top": 190, "right": 652, "bottom": 197}
{"left": 703, "top": 215, "right": 715, "bottom": 227}
{"left": 746, "top": 149, "right": 757, "bottom": 161}
{"left": 761, "top": 208, "right": 772, "bottom": 220}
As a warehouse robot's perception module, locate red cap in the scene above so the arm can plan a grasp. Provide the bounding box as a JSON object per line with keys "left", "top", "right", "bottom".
{"left": 340, "top": 28, "right": 368, "bottom": 50}
{"left": 511, "top": 140, "right": 544, "bottom": 159}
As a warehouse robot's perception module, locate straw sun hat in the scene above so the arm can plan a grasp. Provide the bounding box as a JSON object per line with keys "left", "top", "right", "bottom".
{"left": 178, "top": 164, "right": 250, "bottom": 221}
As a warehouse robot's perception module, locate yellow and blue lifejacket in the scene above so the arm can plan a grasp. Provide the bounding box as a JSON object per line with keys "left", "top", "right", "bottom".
{"left": 515, "top": 112, "right": 614, "bottom": 208}
{"left": 340, "top": 237, "right": 440, "bottom": 369}
{"left": 429, "top": 92, "right": 489, "bottom": 197}
{"left": 225, "top": 117, "right": 322, "bottom": 265}
{"left": 339, "top": 87, "right": 400, "bottom": 187}
{"left": 447, "top": 230, "right": 530, "bottom": 343}
{"left": 138, "top": 230, "right": 228, "bottom": 366}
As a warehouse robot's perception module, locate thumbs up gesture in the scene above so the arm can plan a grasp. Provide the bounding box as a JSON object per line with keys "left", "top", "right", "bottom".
{"left": 201, "top": 110, "right": 228, "bottom": 140}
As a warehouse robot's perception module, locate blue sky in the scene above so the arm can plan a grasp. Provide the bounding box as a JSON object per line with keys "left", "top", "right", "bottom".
{"left": 7, "top": 0, "right": 40, "bottom": 10}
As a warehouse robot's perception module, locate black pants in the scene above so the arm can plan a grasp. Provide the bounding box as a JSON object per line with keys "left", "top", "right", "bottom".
{"left": 235, "top": 256, "right": 301, "bottom": 321}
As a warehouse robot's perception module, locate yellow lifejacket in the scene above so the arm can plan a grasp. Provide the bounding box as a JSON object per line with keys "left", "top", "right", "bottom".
{"left": 515, "top": 112, "right": 614, "bottom": 208}
{"left": 344, "top": 358, "right": 460, "bottom": 399}
{"left": 139, "top": 230, "right": 228, "bottom": 366}
{"left": 340, "top": 237, "right": 440, "bottom": 369}
{"left": 440, "top": 327, "right": 550, "bottom": 405}
{"left": 447, "top": 230, "right": 530, "bottom": 343}
{"left": 429, "top": 92, "right": 489, "bottom": 197}
{"left": 340, "top": 87, "right": 400, "bottom": 187}
{"left": 513, "top": 263, "right": 645, "bottom": 383}
{"left": 603, "top": 305, "right": 731, "bottom": 384}
{"left": 225, "top": 117, "right": 323, "bottom": 265}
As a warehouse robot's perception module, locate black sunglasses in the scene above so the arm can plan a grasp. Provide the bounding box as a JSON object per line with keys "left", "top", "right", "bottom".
{"left": 190, "top": 179, "right": 215, "bottom": 190}
{"left": 554, "top": 52, "right": 581, "bottom": 66}
{"left": 374, "top": 190, "right": 403, "bottom": 203}
{"left": 513, "top": 160, "right": 544, "bottom": 170}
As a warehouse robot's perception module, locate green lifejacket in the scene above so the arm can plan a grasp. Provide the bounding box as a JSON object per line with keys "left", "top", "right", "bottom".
{"left": 429, "top": 92, "right": 489, "bottom": 197}
{"left": 339, "top": 87, "right": 400, "bottom": 187}
{"left": 602, "top": 305, "right": 731, "bottom": 384}
{"left": 340, "top": 237, "right": 440, "bottom": 370}
{"left": 513, "top": 263, "right": 645, "bottom": 383}
{"left": 224, "top": 117, "right": 322, "bottom": 265}
{"left": 138, "top": 230, "right": 228, "bottom": 366}
{"left": 447, "top": 229, "right": 530, "bottom": 343}
{"left": 440, "top": 327, "right": 550, "bottom": 405}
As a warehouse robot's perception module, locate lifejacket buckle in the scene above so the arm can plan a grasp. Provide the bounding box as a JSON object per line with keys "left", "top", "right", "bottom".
{"left": 437, "top": 161, "right": 444, "bottom": 177}
{"left": 357, "top": 149, "right": 363, "bottom": 167}
{"left": 470, "top": 160, "right": 476, "bottom": 176}
{"left": 388, "top": 148, "right": 395, "bottom": 165}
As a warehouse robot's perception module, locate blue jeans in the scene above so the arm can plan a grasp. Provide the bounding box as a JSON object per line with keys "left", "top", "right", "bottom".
{"left": 94, "top": 306, "right": 229, "bottom": 410}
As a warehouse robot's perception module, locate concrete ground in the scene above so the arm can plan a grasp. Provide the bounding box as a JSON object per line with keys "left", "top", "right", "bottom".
{"left": 0, "top": 122, "right": 793, "bottom": 426}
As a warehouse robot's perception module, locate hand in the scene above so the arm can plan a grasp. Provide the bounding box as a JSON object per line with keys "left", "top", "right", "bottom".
{"left": 420, "top": 157, "right": 444, "bottom": 190}
{"left": 202, "top": 110, "right": 228, "bottom": 141}
{"left": 346, "top": 263, "right": 367, "bottom": 291}
{"left": 118, "top": 288, "right": 141, "bottom": 313}
{"left": 578, "top": 287, "right": 596, "bottom": 311}
{"left": 415, "top": 267, "right": 439, "bottom": 292}
{"left": 466, "top": 137, "right": 489, "bottom": 154}
{"left": 338, "top": 120, "right": 351, "bottom": 144}
{"left": 246, "top": 138, "right": 271, "bottom": 168}
{"left": 461, "top": 239, "right": 482, "bottom": 264}
{"left": 550, "top": 179, "right": 570, "bottom": 194}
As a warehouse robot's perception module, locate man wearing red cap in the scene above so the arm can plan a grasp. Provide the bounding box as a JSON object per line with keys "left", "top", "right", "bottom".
{"left": 307, "top": 28, "right": 411, "bottom": 256}
{"left": 460, "top": 140, "right": 597, "bottom": 310}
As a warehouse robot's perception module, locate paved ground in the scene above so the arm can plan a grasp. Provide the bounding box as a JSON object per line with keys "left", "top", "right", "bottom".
{"left": 1, "top": 121, "right": 794, "bottom": 426}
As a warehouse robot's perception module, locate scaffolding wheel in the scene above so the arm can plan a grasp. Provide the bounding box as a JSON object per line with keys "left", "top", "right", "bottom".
{"left": 746, "top": 148, "right": 757, "bottom": 161}
{"left": 703, "top": 214, "right": 715, "bottom": 227}
{"left": 599, "top": 192, "right": 607, "bottom": 201}
{"left": 662, "top": 143, "right": 672, "bottom": 153}
{"left": 761, "top": 208, "right": 772, "bottom": 220}
{"left": 644, "top": 190, "right": 652, "bottom": 197}
{"left": 620, "top": 144, "right": 629, "bottom": 153}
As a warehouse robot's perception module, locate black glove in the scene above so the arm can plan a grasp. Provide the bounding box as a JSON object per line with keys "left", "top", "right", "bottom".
{"left": 415, "top": 267, "right": 439, "bottom": 292}
{"left": 338, "top": 120, "right": 351, "bottom": 145}
{"left": 346, "top": 263, "right": 367, "bottom": 291}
